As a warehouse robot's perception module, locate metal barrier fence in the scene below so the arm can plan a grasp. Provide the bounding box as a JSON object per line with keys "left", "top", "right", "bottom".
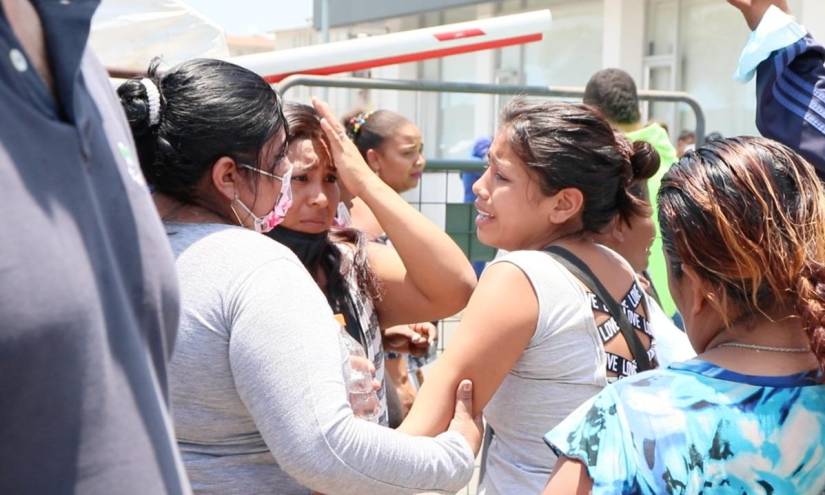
{"left": 279, "top": 74, "right": 706, "bottom": 266}
{"left": 278, "top": 74, "right": 706, "bottom": 148}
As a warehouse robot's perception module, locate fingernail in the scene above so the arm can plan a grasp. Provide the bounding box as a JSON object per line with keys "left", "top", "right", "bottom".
{"left": 462, "top": 381, "right": 472, "bottom": 392}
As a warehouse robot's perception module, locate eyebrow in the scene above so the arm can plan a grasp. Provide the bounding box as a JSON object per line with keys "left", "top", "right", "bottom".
{"left": 293, "top": 162, "right": 319, "bottom": 172}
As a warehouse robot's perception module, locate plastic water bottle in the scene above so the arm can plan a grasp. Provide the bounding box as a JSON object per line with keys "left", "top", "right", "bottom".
{"left": 334, "top": 314, "right": 381, "bottom": 423}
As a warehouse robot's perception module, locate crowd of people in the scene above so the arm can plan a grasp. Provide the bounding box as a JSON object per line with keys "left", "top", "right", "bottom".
{"left": 2, "top": 0, "right": 825, "bottom": 494}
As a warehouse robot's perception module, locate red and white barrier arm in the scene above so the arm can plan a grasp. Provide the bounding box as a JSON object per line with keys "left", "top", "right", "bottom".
{"left": 230, "top": 10, "right": 552, "bottom": 83}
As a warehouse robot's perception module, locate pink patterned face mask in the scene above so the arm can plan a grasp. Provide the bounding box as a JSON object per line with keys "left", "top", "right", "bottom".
{"left": 232, "top": 163, "right": 293, "bottom": 233}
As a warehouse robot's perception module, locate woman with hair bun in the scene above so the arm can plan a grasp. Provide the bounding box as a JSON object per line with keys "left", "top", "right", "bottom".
{"left": 117, "top": 60, "right": 481, "bottom": 495}
{"left": 396, "top": 97, "right": 662, "bottom": 494}
{"left": 544, "top": 136, "right": 825, "bottom": 494}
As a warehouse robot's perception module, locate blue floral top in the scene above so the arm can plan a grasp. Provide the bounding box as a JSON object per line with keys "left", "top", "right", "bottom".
{"left": 545, "top": 359, "right": 825, "bottom": 494}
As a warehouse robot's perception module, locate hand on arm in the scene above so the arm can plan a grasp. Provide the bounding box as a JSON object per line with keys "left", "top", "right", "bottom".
{"left": 228, "top": 259, "right": 478, "bottom": 494}
{"left": 383, "top": 322, "right": 437, "bottom": 357}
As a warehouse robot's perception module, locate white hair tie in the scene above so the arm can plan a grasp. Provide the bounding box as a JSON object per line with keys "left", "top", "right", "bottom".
{"left": 140, "top": 77, "right": 161, "bottom": 127}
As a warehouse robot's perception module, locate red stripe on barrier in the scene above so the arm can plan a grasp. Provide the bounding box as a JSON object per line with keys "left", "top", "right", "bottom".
{"left": 434, "top": 28, "right": 485, "bottom": 41}
{"left": 264, "top": 33, "right": 542, "bottom": 83}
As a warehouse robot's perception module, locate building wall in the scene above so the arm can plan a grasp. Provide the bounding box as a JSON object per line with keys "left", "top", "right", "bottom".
{"left": 273, "top": 0, "right": 819, "bottom": 225}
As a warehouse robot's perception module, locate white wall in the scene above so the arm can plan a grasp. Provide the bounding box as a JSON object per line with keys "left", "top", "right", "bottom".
{"left": 601, "top": 0, "right": 645, "bottom": 83}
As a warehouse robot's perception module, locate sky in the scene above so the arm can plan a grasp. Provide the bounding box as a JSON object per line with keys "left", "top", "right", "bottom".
{"left": 183, "top": 0, "right": 314, "bottom": 36}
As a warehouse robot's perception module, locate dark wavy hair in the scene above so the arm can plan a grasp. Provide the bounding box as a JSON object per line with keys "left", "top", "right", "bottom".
{"left": 659, "top": 136, "right": 825, "bottom": 372}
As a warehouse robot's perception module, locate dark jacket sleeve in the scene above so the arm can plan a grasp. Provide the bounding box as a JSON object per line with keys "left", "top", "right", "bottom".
{"left": 756, "top": 35, "right": 825, "bottom": 177}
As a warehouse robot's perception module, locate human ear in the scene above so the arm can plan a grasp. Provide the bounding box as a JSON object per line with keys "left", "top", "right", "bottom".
{"left": 211, "top": 156, "right": 241, "bottom": 201}
{"left": 682, "top": 264, "right": 711, "bottom": 317}
{"left": 365, "top": 148, "right": 381, "bottom": 173}
{"left": 547, "top": 188, "right": 584, "bottom": 224}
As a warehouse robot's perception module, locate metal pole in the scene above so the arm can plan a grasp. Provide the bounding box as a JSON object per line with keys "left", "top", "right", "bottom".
{"left": 278, "top": 75, "right": 706, "bottom": 144}
{"left": 320, "top": 0, "right": 330, "bottom": 101}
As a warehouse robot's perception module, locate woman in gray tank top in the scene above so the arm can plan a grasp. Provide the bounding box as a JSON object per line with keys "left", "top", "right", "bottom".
{"left": 399, "top": 98, "right": 662, "bottom": 494}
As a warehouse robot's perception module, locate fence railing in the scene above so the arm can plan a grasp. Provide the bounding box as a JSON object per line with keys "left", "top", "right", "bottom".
{"left": 277, "top": 74, "right": 706, "bottom": 147}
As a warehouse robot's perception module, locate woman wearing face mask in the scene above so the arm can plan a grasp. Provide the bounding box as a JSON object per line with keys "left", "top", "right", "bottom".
{"left": 591, "top": 158, "right": 696, "bottom": 367}
{"left": 341, "top": 108, "right": 433, "bottom": 420}
{"left": 267, "top": 103, "right": 476, "bottom": 426}
{"left": 544, "top": 137, "right": 825, "bottom": 494}
{"left": 118, "top": 60, "right": 481, "bottom": 495}
{"left": 396, "top": 98, "right": 662, "bottom": 494}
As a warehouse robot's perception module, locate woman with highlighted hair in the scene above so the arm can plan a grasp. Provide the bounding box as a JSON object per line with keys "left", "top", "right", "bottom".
{"left": 544, "top": 137, "right": 825, "bottom": 494}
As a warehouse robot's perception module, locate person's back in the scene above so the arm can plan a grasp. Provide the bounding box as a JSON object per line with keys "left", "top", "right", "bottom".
{"left": 167, "top": 222, "right": 340, "bottom": 493}
{"left": 547, "top": 360, "right": 825, "bottom": 493}
{"left": 0, "top": 1, "right": 189, "bottom": 493}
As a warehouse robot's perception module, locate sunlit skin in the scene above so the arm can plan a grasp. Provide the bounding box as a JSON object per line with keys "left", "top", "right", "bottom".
{"left": 399, "top": 123, "right": 648, "bottom": 454}
{"left": 366, "top": 121, "right": 426, "bottom": 193}
{"left": 279, "top": 137, "right": 340, "bottom": 234}
{"left": 471, "top": 128, "right": 564, "bottom": 251}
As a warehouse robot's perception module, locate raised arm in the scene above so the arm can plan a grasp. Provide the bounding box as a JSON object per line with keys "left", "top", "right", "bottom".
{"left": 397, "top": 262, "right": 538, "bottom": 435}
{"left": 313, "top": 98, "right": 477, "bottom": 327}
{"left": 730, "top": 0, "right": 825, "bottom": 175}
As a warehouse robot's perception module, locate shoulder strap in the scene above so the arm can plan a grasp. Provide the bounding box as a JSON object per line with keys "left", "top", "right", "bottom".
{"left": 544, "top": 245, "right": 653, "bottom": 372}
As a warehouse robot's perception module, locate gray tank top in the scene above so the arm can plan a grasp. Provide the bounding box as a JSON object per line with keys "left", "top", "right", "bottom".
{"left": 479, "top": 249, "right": 649, "bottom": 495}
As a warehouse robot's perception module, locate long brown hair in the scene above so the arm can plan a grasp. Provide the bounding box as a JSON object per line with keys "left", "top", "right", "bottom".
{"left": 282, "top": 102, "right": 382, "bottom": 303}
{"left": 659, "top": 136, "right": 825, "bottom": 371}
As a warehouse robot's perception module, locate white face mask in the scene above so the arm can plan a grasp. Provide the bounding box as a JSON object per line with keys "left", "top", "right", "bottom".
{"left": 232, "top": 163, "right": 293, "bottom": 233}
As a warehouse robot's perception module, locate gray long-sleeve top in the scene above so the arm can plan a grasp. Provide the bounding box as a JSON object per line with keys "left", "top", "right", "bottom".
{"left": 165, "top": 223, "right": 474, "bottom": 494}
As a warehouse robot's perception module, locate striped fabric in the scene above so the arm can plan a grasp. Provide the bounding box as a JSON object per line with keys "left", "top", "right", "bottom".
{"left": 756, "top": 35, "right": 825, "bottom": 176}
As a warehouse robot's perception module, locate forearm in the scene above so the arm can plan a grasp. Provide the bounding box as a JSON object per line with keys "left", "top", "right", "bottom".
{"left": 358, "top": 175, "right": 476, "bottom": 309}
{"left": 398, "top": 358, "right": 461, "bottom": 437}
